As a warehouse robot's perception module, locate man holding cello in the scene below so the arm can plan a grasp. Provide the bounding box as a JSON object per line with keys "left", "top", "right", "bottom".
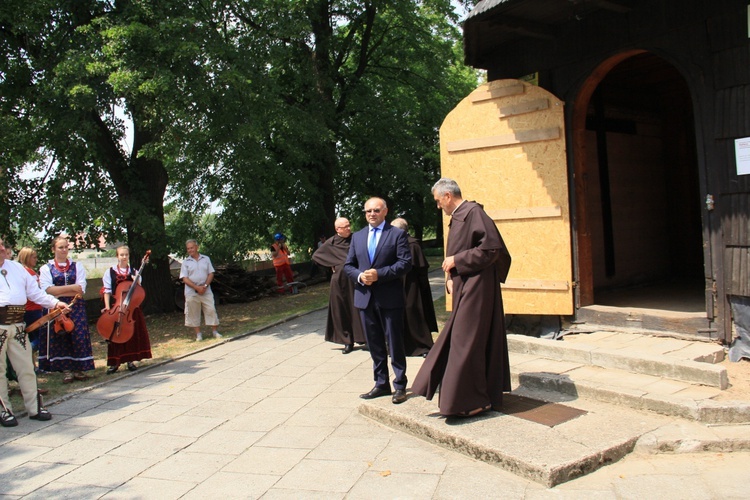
{"left": 99, "top": 245, "right": 152, "bottom": 374}
{"left": 0, "top": 237, "right": 68, "bottom": 427}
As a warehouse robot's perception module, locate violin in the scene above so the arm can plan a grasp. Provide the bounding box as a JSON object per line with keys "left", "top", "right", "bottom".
{"left": 96, "top": 250, "right": 151, "bottom": 344}
{"left": 54, "top": 314, "right": 75, "bottom": 334}
{"left": 25, "top": 294, "right": 82, "bottom": 333}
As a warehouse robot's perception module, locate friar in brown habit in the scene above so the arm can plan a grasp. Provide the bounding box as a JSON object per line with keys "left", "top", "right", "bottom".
{"left": 312, "top": 217, "right": 366, "bottom": 354}
{"left": 411, "top": 178, "right": 512, "bottom": 417}
{"left": 391, "top": 218, "right": 436, "bottom": 357}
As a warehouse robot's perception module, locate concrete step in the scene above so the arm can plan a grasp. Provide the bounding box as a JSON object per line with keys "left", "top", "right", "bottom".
{"left": 508, "top": 332, "right": 727, "bottom": 388}
{"left": 362, "top": 386, "right": 750, "bottom": 487}
{"left": 507, "top": 332, "right": 750, "bottom": 424}
{"left": 360, "top": 391, "right": 670, "bottom": 487}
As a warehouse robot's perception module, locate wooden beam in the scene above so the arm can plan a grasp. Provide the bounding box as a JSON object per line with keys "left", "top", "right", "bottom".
{"left": 488, "top": 15, "right": 557, "bottom": 41}
{"left": 471, "top": 83, "right": 524, "bottom": 103}
{"left": 586, "top": 0, "right": 632, "bottom": 14}
{"left": 488, "top": 206, "right": 562, "bottom": 221}
{"left": 499, "top": 98, "right": 550, "bottom": 118}
{"left": 446, "top": 127, "right": 560, "bottom": 152}
{"left": 502, "top": 279, "right": 570, "bottom": 291}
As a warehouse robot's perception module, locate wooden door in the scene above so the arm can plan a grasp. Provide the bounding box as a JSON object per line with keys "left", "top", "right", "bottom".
{"left": 440, "top": 79, "right": 573, "bottom": 315}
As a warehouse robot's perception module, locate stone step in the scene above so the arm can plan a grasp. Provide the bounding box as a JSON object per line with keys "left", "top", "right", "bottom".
{"left": 508, "top": 332, "right": 728, "bottom": 388}
{"left": 362, "top": 386, "right": 750, "bottom": 487}
{"left": 360, "top": 392, "right": 671, "bottom": 487}
{"left": 509, "top": 352, "right": 750, "bottom": 424}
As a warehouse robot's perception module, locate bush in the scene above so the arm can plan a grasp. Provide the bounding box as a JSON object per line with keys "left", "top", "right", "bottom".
{"left": 422, "top": 247, "right": 444, "bottom": 257}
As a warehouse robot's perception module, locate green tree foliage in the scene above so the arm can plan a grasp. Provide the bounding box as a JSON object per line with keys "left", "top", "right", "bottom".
{"left": 1, "top": 0, "right": 477, "bottom": 311}
{"left": 167, "top": 0, "right": 477, "bottom": 247}
{"left": 1, "top": 0, "right": 221, "bottom": 311}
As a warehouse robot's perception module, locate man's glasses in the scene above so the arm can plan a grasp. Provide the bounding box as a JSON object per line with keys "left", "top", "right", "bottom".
{"left": 364, "top": 209, "right": 382, "bottom": 214}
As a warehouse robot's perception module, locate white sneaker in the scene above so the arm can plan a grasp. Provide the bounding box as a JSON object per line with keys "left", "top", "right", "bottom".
{"left": 196, "top": 332, "right": 203, "bottom": 341}
{"left": 212, "top": 331, "right": 222, "bottom": 339}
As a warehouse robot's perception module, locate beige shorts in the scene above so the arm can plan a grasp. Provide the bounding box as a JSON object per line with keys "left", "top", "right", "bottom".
{"left": 184, "top": 292, "right": 219, "bottom": 327}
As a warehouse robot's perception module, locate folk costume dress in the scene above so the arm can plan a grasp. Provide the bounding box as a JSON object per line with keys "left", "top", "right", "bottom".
{"left": 38, "top": 260, "right": 95, "bottom": 373}
{"left": 102, "top": 265, "right": 152, "bottom": 367}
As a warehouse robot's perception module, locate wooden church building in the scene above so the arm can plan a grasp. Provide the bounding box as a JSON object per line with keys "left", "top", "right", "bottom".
{"left": 441, "top": 0, "right": 750, "bottom": 343}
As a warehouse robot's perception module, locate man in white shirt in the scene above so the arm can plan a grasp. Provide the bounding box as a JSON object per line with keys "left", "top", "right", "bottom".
{"left": 0, "top": 238, "right": 68, "bottom": 427}
{"left": 180, "top": 239, "right": 221, "bottom": 341}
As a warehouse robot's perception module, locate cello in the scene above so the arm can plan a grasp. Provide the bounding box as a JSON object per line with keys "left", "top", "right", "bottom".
{"left": 96, "top": 250, "right": 150, "bottom": 344}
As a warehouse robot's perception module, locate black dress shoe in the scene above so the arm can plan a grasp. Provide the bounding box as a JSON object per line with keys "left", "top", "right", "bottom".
{"left": 29, "top": 408, "right": 52, "bottom": 421}
{"left": 1, "top": 410, "right": 18, "bottom": 427}
{"left": 359, "top": 386, "right": 392, "bottom": 399}
{"left": 342, "top": 344, "right": 353, "bottom": 354}
{"left": 106, "top": 365, "right": 119, "bottom": 375}
{"left": 392, "top": 389, "right": 407, "bottom": 404}
{"left": 127, "top": 362, "right": 138, "bottom": 371}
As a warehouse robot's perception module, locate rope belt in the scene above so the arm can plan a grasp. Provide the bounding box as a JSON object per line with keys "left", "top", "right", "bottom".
{"left": 0, "top": 305, "right": 26, "bottom": 324}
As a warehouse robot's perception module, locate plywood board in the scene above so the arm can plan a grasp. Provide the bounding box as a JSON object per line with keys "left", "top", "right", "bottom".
{"left": 470, "top": 83, "right": 525, "bottom": 103}
{"left": 440, "top": 79, "right": 573, "bottom": 315}
{"left": 499, "top": 98, "right": 550, "bottom": 118}
{"left": 446, "top": 127, "right": 560, "bottom": 152}
{"left": 488, "top": 206, "right": 562, "bottom": 221}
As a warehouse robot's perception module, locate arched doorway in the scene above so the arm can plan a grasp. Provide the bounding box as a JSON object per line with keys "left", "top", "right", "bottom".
{"left": 573, "top": 52, "right": 708, "bottom": 328}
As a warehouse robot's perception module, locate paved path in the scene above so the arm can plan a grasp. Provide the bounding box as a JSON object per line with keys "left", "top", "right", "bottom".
{"left": 1, "top": 290, "right": 749, "bottom": 497}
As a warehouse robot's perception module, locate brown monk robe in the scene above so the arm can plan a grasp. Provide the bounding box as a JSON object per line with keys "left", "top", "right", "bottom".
{"left": 312, "top": 219, "right": 366, "bottom": 352}
{"left": 412, "top": 179, "right": 511, "bottom": 417}
{"left": 390, "top": 218, "right": 437, "bottom": 357}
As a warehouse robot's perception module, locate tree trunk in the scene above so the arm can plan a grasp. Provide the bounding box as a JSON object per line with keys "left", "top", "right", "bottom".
{"left": 93, "top": 110, "right": 175, "bottom": 314}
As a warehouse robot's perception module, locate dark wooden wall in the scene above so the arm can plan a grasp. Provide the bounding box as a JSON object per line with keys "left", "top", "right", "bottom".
{"left": 475, "top": 0, "right": 750, "bottom": 340}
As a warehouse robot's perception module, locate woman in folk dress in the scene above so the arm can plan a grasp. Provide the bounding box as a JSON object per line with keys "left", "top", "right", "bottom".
{"left": 101, "top": 245, "right": 152, "bottom": 374}
{"left": 38, "top": 236, "right": 94, "bottom": 384}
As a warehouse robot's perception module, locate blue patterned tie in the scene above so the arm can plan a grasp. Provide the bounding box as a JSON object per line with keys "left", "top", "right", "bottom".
{"left": 368, "top": 227, "right": 379, "bottom": 262}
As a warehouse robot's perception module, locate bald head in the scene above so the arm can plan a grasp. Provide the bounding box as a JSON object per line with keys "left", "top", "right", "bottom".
{"left": 334, "top": 217, "right": 351, "bottom": 238}
{"left": 391, "top": 218, "right": 408, "bottom": 232}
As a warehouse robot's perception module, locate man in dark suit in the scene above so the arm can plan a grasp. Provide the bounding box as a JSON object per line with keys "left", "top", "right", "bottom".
{"left": 344, "top": 197, "right": 412, "bottom": 404}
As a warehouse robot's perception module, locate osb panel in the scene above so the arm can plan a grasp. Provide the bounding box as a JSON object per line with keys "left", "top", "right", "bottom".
{"left": 440, "top": 79, "right": 573, "bottom": 315}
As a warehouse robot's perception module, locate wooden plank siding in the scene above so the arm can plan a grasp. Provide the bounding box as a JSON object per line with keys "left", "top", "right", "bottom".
{"left": 465, "top": 0, "right": 750, "bottom": 342}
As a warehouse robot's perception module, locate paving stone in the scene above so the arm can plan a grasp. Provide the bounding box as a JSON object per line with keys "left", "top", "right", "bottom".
{"left": 122, "top": 403, "right": 188, "bottom": 423}
{"left": 222, "top": 446, "right": 309, "bottom": 476}
{"left": 180, "top": 471, "right": 279, "bottom": 499}
{"left": 140, "top": 451, "right": 235, "bottom": 483}
{"left": 99, "top": 477, "right": 195, "bottom": 500}
{"left": 255, "top": 424, "right": 335, "bottom": 449}
{"left": 184, "top": 429, "right": 264, "bottom": 455}
{"left": 34, "top": 437, "right": 120, "bottom": 465}
{"left": 273, "top": 458, "right": 369, "bottom": 493}
{"left": 150, "top": 414, "right": 226, "bottom": 438}
{"left": 60, "top": 455, "right": 157, "bottom": 488}
{"left": 0, "top": 461, "right": 77, "bottom": 495}
{"left": 22, "top": 480, "right": 110, "bottom": 499}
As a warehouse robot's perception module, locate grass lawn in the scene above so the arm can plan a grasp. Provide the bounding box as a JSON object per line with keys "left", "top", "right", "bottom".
{"left": 8, "top": 254, "right": 447, "bottom": 412}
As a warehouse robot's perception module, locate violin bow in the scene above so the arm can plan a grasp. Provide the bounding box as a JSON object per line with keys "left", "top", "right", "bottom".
{"left": 25, "top": 294, "right": 82, "bottom": 333}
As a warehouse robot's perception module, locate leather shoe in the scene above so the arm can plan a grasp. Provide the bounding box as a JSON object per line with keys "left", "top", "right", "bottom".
{"left": 392, "top": 389, "right": 407, "bottom": 404}
{"left": 359, "top": 386, "right": 392, "bottom": 400}
{"left": 342, "top": 344, "right": 353, "bottom": 354}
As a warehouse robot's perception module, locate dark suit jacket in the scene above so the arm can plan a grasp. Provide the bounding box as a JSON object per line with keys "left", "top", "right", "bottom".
{"left": 343, "top": 222, "right": 412, "bottom": 310}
